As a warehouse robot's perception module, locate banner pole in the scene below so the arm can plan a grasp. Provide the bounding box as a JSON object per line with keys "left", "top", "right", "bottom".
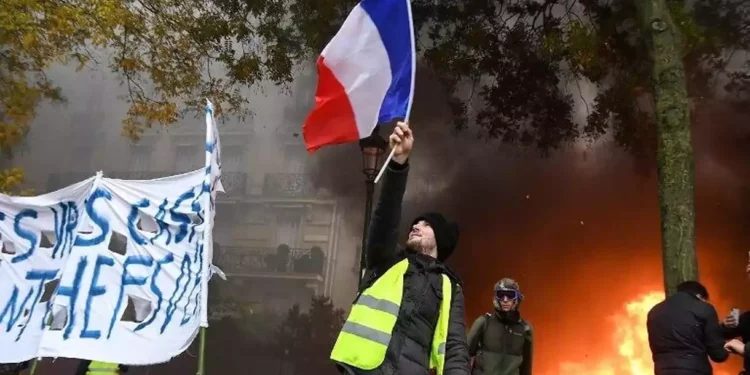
{"left": 197, "top": 327, "right": 207, "bottom": 375}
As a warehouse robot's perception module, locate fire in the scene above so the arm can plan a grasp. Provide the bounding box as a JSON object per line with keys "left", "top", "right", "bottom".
{"left": 614, "top": 292, "right": 664, "bottom": 375}
{"left": 551, "top": 292, "right": 734, "bottom": 375}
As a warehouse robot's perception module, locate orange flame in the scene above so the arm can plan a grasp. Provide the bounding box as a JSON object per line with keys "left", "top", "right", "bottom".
{"left": 550, "top": 292, "right": 735, "bottom": 375}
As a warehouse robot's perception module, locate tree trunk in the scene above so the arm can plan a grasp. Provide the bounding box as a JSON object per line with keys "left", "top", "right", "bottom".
{"left": 635, "top": 0, "right": 698, "bottom": 296}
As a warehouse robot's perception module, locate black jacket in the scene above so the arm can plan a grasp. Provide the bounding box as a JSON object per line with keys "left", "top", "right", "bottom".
{"left": 336, "top": 160, "right": 471, "bottom": 375}
{"left": 646, "top": 292, "right": 729, "bottom": 375}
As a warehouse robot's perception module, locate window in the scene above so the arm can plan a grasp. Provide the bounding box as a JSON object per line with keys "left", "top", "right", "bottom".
{"left": 273, "top": 211, "right": 302, "bottom": 248}
{"left": 175, "top": 144, "right": 200, "bottom": 172}
{"left": 222, "top": 145, "right": 244, "bottom": 172}
{"left": 283, "top": 145, "right": 307, "bottom": 173}
{"left": 130, "top": 145, "right": 153, "bottom": 171}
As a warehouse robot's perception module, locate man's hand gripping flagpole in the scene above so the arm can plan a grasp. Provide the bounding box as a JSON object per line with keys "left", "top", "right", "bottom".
{"left": 374, "top": 102, "right": 413, "bottom": 184}
{"left": 386, "top": 121, "right": 413, "bottom": 166}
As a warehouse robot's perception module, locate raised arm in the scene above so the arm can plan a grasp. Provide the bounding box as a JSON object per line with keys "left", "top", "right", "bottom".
{"left": 365, "top": 122, "right": 413, "bottom": 274}
{"left": 365, "top": 160, "right": 409, "bottom": 273}
{"left": 444, "top": 284, "right": 471, "bottom": 375}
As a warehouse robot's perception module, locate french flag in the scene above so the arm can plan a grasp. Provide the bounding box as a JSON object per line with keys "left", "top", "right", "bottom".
{"left": 303, "top": 0, "right": 416, "bottom": 153}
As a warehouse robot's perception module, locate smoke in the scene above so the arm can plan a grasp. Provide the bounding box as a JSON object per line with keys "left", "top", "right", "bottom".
{"left": 9, "top": 62, "right": 304, "bottom": 189}
{"left": 308, "top": 68, "right": 750, "bottom": 373}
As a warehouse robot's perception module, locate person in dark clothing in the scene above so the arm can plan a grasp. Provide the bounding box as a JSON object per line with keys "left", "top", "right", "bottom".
{"left": 721, "top": 310, "right": 750, "bottom": 343}
{"left": 467, "top": 278, "right": 533, "bottom": 375}
{"left": 0, "top": 361, "right": 30, "bottom": 375}
{"left": 646, "top": 281, "right": 729, "bottom": 375}
{"left": 330, "top": 121, "right": 471, "bottom": 375}
{"left": 723, "top": 309, "right": 750, "bottom": 374}
{"left": 720, "top": 254, "right": 750, "bottom": 374}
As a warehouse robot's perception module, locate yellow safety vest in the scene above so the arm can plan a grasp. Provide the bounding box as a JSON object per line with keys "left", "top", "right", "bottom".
{"left": 331, "top": 258, "right": 453, "bottom": 374}
{"left": 86, "top": 361, "right": 119, "bottom": 374}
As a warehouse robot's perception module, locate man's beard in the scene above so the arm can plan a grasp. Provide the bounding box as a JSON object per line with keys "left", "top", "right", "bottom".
{"left": 405, "top": 239, "right": 428, "bottom": 254}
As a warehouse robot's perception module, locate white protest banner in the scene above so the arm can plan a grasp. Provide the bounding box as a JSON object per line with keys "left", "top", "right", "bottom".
{"left": 0, "top": 101, "right": 223, "bottom": 365}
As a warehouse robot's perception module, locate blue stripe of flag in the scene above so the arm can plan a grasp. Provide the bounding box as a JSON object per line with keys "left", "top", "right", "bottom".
{"left": 360, "top": 0, "right": 415, "bottom": 125}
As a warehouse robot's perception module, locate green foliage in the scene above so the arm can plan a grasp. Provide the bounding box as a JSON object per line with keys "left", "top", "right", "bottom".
{"left": 0, "top": 0, "right": 320, "bottom": 191}
{"left": 3, "top": 0, "right": 747, "bottom": 167}
{"left": 275, "top": 295, "right": 345, "bottom": 374}
{"left": 0, "top": 0, "right": 309, "bottom": 168}
{"left": 0, "top": 167, "right": 32, "bottom": 195}
{"left": 267, "top": 0, "right": 750, "bottom": 155}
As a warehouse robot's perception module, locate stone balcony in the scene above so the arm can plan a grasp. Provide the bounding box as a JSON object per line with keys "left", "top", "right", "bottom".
{"left": 218, "top": 172, "right": 247, "bottom": 197}
{"left": 213, "top": 245, "right": 325, "bottom": 282}
{"left": 46, "top": 171, "right": 248, "bottom": 196}
{"left": 261, "top": 173, "right": 317, "bottom": 198}
{"left": 46, "top": 172, "right": 325, "bottom": 200}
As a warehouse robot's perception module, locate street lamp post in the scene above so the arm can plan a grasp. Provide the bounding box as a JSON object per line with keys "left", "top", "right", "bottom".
{"left": 358, "top": 127, "right": 388, "bottom": 289}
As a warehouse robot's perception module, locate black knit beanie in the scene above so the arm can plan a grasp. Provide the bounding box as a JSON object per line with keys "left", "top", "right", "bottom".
{"left": 411, "top": 212, "right": 460, "bottom": 262}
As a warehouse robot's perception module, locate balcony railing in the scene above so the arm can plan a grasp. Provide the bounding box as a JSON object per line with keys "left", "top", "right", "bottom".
{"left": 47, "top": 172, "right": 169, "bottom": 191}
{"left": 214, "top": 246, "right": 325, "bottom": 277}
{"left": 47, "top": 171, "right": 248, "bottom": 197}
{"left": 219, "top": 172, "right": 247, "bottom": 197}
{"left": 262, "top": 173, "right": 317, "bottom": 198}
{"left": 108, "top": 171, "right": 167, "bottom": 180}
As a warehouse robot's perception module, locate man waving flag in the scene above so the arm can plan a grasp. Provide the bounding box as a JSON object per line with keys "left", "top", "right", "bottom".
{"left": 302, "top": 0, "right": 416, "bottom": 153}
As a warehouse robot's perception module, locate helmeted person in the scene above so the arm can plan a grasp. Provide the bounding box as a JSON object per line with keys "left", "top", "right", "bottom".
{"left": 331, "top": 121, "right": 471, "bottom": 375}
{"left": 75, "top": 360, "right": 129, "bottom": 375}
{"left": 467, "top": 279, "right": 533, "bottom": 375}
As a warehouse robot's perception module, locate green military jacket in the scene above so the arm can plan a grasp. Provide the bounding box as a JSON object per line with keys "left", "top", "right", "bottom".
{"left": 467, "top": 312, "right": 533, "bottom": 375}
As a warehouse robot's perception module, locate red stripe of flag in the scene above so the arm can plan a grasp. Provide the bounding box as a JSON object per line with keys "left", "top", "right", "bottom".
{"left": 302, "top": 56, "right": 360, "bottom": 153}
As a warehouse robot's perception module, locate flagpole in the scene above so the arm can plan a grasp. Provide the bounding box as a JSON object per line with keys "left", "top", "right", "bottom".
{"left": 374, "top": 0, "right": 417, "bottom": 185}
{"left": 196, "top": 327, "right": 206, "bottom": 375}
{"left": 373, "top": 148, "right": 396, "bottom": 184}
{"left": 197, "top": 99, "right": 217, "bottom": 375}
